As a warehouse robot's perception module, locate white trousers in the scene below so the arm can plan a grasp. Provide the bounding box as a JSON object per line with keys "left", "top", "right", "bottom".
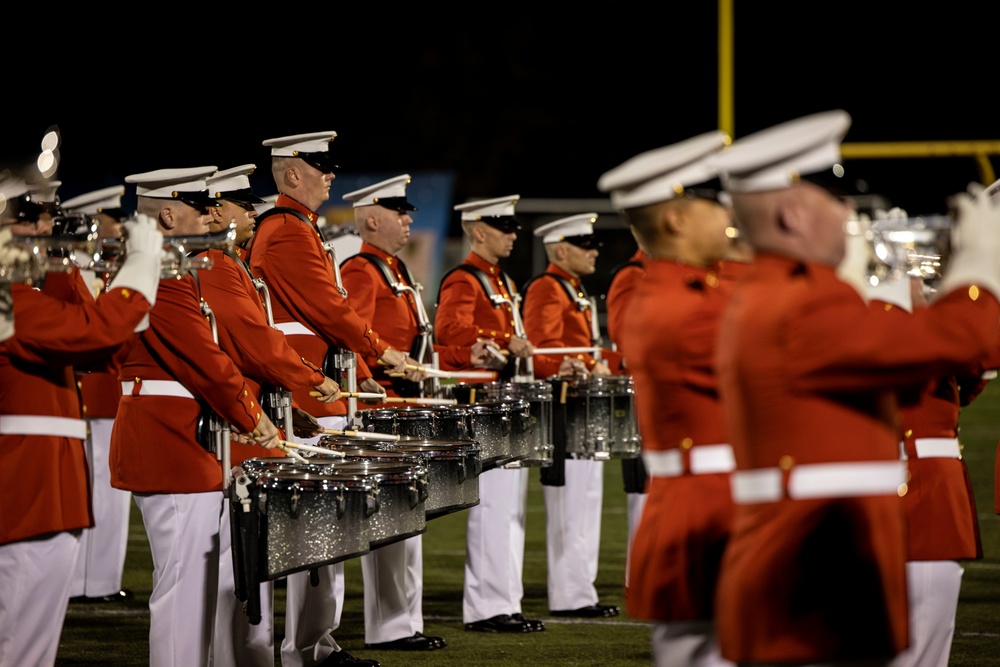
{"left": 213, "top": 525, "right": 274, "bottom": 667}
{"left": 543, "top": 458, "right": 604, "bottom": 610}
{"left": 361, "top": 535, "right": 423, "bottom": 643}
{"left": 0, "top": 531, "right": 78, "bottom": 667}
{"left": 280, "top": 415, "right": 348, "bottom": 667}
{"left": 652, "top": 621, "right": 734, "bottom": 667}
{"left": 134, "top": 491, "right": 231, "bottom": 667}
{"left": 625, "top": 490, "right": 648, "bottom": 590}
{"left": 889, "top": 560, "right": 964, "bottom": 667}
{"left": 71, "top": 417, "right": 131, "bottom": 598}
{"left": 463, "top": 466, "right": 528, "bottom": 623}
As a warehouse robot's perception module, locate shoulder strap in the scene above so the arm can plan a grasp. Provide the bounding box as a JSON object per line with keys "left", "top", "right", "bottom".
{"left": 523, "top": 272, "right": 589, "bottom": 312}
{"left": 348, "top": 252, "right": 403, "bottom": 290}
{"left": 254, "top": 206, "right": 312, "bottom": 232}
{"left": 604, "top": 258, "right": 644, "bottom": 292}
{"left": 439, "top": 263, "right": 497, "bottom": 303}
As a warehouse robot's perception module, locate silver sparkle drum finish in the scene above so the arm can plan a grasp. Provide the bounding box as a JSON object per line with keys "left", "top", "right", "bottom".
{"left": 450, "top": 382, "right": 551, "bottom": 468}
{"left": 359, "top": 405, "right": 472, "bottom": 441}
{"left": 466, "top": 399, "right": 531, "bottom": 470}
{"left": 322, "top": 435, "right": 482, "bottom": 520}
{"left": 235, "top": 459, "right": 377, "bottom": 581}
{"left": 330, "top": 460, "right": 429, "bottom": 549}
{"left": 557, "top": 376, "right": 641, "bottom": 460}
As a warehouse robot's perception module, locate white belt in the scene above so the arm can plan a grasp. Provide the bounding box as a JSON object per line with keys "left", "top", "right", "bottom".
{"left": 913, "top": 437, "right": 961, "bottom": 459}
{"left": 643, "top": 444, "right": 735, "bottom": 477}
{"left": 274, "top": 322, "right": 316, "bottom": 337}
{"left": 0, "top": 415, "right": 88, "bottom": 440}
{"left": 730, "top": 460, "right": 907, "bottom": 504}
{"left": 121, "top": 380, "right": 195, "bottom": 400}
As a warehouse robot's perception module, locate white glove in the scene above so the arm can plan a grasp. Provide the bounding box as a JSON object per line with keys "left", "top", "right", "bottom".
{"left": 0, "top": 227, "right": 31, "bottom": 279}
{"left": 836, "top": 212, "right": 873, "bottom": 298}
{"left": 0, "top": 228, "right": 28, "bottom": 342}
{"left": 0, "top": 282, "right": 13, "bottom": 343}
{"left": 864, "top": 275, "right": 913, "bottom": 312}
{"left": 939, "top": 183, "right": 1000, "bottom": 299}
{"left": 108, "top": 214, "right": 163, "bottom": 307}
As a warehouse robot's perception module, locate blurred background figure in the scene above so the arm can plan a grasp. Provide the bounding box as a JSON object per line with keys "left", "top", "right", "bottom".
{"left": 60, "top": 185, "right": 136, "bottom": 605}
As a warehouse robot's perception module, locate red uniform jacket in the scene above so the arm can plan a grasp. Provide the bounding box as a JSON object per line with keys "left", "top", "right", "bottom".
{"left": 714, "top": 252, "right": 1000, "bottom": 664}
{"left": 77, "top": 271, "right": 124, "bottom": 420}
{"left": 618, "top": 259, "right": 735, "bottom": 623}
{"left": 0, "top": 270, "right": 150, "bottom": 545}
{"left": 434, "top": 251, "right": 521, "bottom": 378}
{"left": 248, "top": 195, "right": 389, "bottom": 416}
{"left": 341, "top": 242, "right": 468, "bottom": 395}
{"left": 196, "top": 246, "right": 326, "bottom": 465}
{"left": 111, "top": 275, "right": 262, "bottom": 494}
{"left": 605, "top": 250, "right": 645, "bottom": 352}
{"left": 898, "top": 375, "right": 981, "bottom": 561}
{"left": 521, "top": 263, "right": 622, "bottom": 379}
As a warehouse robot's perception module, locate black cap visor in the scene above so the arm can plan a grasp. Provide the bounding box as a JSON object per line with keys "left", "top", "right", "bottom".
{"left": 373, "top": 196, "right": 417, "bottom": 213}
{"left": 562, "top": 234, "right": 602, "bottom": 250}
{"left": 217, "top": 187, "right": 266, "bottom": 206}
{"left": 298, "top": 152, "right": 339, "bottom": 174}
{"left": 172, "top": 190, "right": 221, "bottom": 214}
{"left": 799, "top": 165, "right": 861, "bottom": 201}
{"left": 481, "top": 215, "right": 521, "bottom": 233}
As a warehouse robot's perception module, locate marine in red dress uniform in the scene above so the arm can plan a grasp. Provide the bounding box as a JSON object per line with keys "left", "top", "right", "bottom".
{"left": 601, "top": 131, "right": 736, "bottom": 667}
{"left": 521, "top": 212, "right": 622, "bottom": 619}
{"left": 110, "top": 167, "right": 279, "bottom": 667}
{"left": 713, "top": 111, "right": 1000, "bottom": 665}
{"left": 434, "top": 195, "right": 546, "bottom": 634}
{"left": 0, "top": 182, "right": 160, "bottom": 667}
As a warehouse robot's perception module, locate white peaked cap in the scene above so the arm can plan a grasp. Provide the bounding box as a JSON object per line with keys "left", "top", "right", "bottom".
{"left": 342, "top": 174, "right": 415, "bottom": 209}
{"left": 454, "top": 194, "right": 520, "bottom": 221}
{"left": 61, "top": 185, "right": 126, "bottom": 215}
{"left": 534, "top": 212, "right": 597, "bottom": 243}
{"left": 598, "top": 131, "right": 730, "bottom": 209}
{"left": 714, "top": 110, "right": 852, "bottom": 193}
{"left": 126, "top": 166, "right": 218, "bottom": 198}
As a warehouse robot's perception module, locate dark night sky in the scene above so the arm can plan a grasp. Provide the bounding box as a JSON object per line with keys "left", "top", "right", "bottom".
{"left": 5, "top": 5, "right": 1000, "bottom": 222}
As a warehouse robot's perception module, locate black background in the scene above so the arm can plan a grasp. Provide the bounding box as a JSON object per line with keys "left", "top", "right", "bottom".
{"left": 5, "top": 5, "right": 999, "bottom": 295}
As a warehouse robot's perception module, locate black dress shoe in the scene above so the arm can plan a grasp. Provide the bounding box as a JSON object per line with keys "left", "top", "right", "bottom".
{"left": 550, "top": 604, "right": 621, "bottom": 618}
{"left": 465, "top": 613, "right": 546, "bottom": 633}
{"left": 511, "top": 613, "right": 546, "bottom": 632}
{"left": 69, "top": 589, "right": 134, "bottom": 604}
{"left": 317, "top": 649, "right": 381, "bottom": 667}
{"left": 364, "top": 631, "right": 446, "bottom": 651}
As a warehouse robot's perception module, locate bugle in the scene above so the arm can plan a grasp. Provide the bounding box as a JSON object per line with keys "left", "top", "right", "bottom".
{"left": 94, "top": 224, "right": 237, "bottom": 279}
{"left": 6, "top": 223, "right": 100, "bottom": 283}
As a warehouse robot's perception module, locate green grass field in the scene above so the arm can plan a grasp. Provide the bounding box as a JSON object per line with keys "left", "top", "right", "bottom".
{"left": 56, "top": 381, "right": 1000, "bottom": 665}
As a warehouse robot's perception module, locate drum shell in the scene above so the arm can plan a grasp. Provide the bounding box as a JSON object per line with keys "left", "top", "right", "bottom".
{"left": 331, "top": 460, "right": 429, "bottom": 548}
{"left": 452, "top": 382, "right": 553, "bottom": 468}
{"left": 323, "top": 435, "right": 481, "bottom": 520}
{"left": 359, "top": 405, "right": 472, "bottom": 441}
{"left": 552, "top": 376, "right": 641, "bottom": 460}
{"left": 467, "top": 399, "right": 531, "bottom": 470}
{"left": 245, "top": 461, "right": 375, "bottom": 580}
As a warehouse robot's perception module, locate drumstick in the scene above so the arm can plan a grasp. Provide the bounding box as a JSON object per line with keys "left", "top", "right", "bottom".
{"left": 308, "top": 390, "right": 385, "bottom": 400}
{"left": 378, "top": 358, "right": 494, "bottom": 380}
{"left": 382, "top": 396, "right": 458, "bottom": 406}
{"left": 279, "top": 439, "right": 346, "bottom": 458}
{"left": 486, "top": 345, "right": 506, "bottom": 363}
{"left": 319, "top": 428, "right": 401, "bottom": 441}
{"left": 532, "top": 346, "right": 600, "bottom": 355}
{"left": 274, "top": 440, "right": 313, "bottom": 463}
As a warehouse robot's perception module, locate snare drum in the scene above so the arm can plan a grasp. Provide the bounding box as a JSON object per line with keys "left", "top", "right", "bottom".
{"left": 490, "top": 382, "right": 554, "bottom": 469}
{"left": 240, "top": 461, "right": 377, "bottom": 579}
{"left": 552, "top": 375, "right": 641, "bottom": 460}
{"left": 466, "top": 399, "right": 531, "bottom": 470}
{"left": 359, "top": 405, "right": 472, "bottom": 441}
{"left": 332, "top": 460, "right": 429, "bottom": 549}
{"left": 323, "top": 435, "right": 482, "bottom": 520}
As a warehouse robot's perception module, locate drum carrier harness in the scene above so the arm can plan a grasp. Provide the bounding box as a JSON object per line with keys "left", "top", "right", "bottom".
{"left": 345, "top": 251, "right": 433, "bottom": 396}
{"left": 437, "top": 263, "right": 534, "bottom": 381}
